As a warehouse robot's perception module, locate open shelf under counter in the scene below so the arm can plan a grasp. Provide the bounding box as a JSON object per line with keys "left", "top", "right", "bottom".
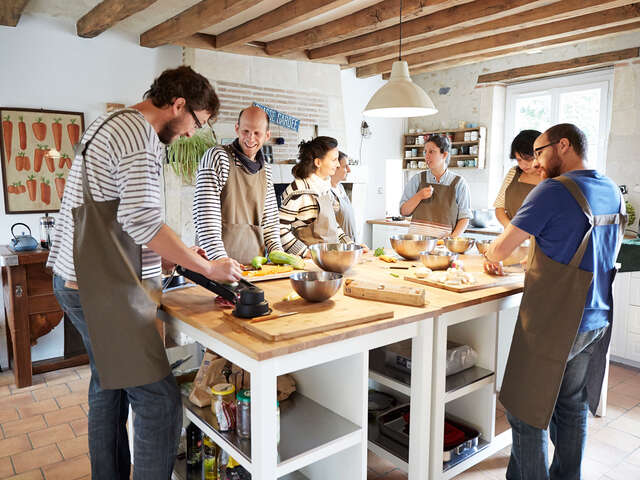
{"left": 368, "top": 417, "right": 409, "bottom": 471}
{"left": 173, "top": 457, "right": 310, "bottom": 480}
{"left": 369, "top": 348, "right": 494, "bottom": 401}
{"left": 182, "top": 391, "right": 361, "bottom": 476}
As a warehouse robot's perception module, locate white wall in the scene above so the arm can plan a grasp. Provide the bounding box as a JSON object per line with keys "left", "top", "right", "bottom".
{"left": 340, "top": 68, "right": 405, "bottom": 245}
{"left": 0, "top": 13, "right": 182, "bottom": 368}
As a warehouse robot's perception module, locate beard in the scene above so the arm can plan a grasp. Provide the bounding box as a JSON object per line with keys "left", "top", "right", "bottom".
{"left": 158, "top": 117, "right": 183, "bottom": 145}
{"left": 540, "top": 150, "right": 562, "bottom": 179}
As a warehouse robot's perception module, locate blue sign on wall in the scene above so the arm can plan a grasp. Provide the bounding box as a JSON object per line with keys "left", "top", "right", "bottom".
{"left": 253, "top": 102, "right": 300, "bottom": 132}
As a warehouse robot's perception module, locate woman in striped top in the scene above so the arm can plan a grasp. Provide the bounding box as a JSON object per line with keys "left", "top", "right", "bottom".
{"left": 279, "top": 137, "right": 359, "bottom": 256}
{"left": 494, "top": 130, "right": 542, "bottom": 227}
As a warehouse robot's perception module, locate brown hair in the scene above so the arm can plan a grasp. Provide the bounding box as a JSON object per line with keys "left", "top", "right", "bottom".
{"left": 292, "top": 136, "right": 338, "bottom": 179}
{"left": 544, "top": 123, "right": 588, "bottom": 158}
{"left": 144, "top": 66, "right": 220, "bottom": 120}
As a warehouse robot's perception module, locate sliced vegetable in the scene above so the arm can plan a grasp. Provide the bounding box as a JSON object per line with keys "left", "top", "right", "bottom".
{"left": 251, "top": 256, "right": 268, "bottom": 270}
{"left": 389, "top": 272, "right": 399, "bottom": 278}
{"left": 378, "top": 255, "right": 397, "bottom": 263}
{"left": 268, "top": 251, "right": 305, "bottom": 269}
{"left": 374, "top": 247, "right": 385, "bottom": 257}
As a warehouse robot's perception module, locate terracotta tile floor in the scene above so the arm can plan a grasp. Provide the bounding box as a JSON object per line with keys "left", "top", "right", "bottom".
{"left": 1, "top": 362, "right": 637, "bottom": 479}
{"left": 368, "top": 363, "right": 640, "bottom": 480}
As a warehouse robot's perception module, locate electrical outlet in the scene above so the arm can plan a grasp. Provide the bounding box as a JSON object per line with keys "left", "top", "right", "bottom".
{"left": 377, "top": 186, "right": 384, "bottom": 194}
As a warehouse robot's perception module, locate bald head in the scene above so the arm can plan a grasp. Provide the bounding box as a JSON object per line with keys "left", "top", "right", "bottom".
{"left": 237, "top": 106, "right": 270, "bottom": 130}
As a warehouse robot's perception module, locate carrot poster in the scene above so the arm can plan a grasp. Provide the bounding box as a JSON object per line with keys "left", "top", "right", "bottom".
{"left": 0, "top": 107, "right": 84, "bottom": 213}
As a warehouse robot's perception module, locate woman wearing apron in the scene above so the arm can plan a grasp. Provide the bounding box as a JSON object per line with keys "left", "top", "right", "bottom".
{"left": 330, "top": 151, "right": 358, "bottom": 242}
{"left": 399, "top": 134, "right": 472, "bottom": 238}
{"left": 279, "top": 137, "right": 366, "bottom": 256}
{"left": 494, "top": 130, "right": 542, "bottom": 227}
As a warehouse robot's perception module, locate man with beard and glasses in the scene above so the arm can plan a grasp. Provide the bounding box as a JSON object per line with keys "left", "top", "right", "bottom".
{"left": 482, "top": 123, "right": 626, "bottom": 480}
{"left": 48, "top": 66, "right": 243, "bottom": 480}
{"left": 193, "top": 105, "right": 283, "bottom": 265}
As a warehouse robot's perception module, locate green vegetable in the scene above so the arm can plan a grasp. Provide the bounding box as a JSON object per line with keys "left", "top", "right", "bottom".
{"left": 389, "top": 272, "right": 399, "bottom": 278}
{"left": 251, "top": 256, "right": 268, "bottom": 269}
{"left": 268, "top": 251, "right": 305, "bottom": 269}
{"left": 374, "top": 247, "right": 385, "bottom": 257}
{"left": 626, "top": 200, "right": 636, "bottom": 226}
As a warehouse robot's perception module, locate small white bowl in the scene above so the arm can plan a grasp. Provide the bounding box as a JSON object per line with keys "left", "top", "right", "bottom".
{"left": 457, "top": 160, "right": 465, "bottom": 167}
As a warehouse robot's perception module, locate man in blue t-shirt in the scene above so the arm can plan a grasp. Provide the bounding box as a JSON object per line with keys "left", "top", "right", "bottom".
{"left": 484, "top": 124, "right": 625, "bottom": 480}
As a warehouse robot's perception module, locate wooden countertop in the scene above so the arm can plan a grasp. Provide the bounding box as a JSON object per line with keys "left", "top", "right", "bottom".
{"left": 366, "top": 218, "right": 503, "bottom": 236}
{"left": 160, "top": 254, "right": 522, "bottom": 361}
{"left": 0, "top": 245, "right": 50, "bottom": 266}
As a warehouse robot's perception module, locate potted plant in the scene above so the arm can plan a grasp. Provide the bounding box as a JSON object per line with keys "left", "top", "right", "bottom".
{"left": 167, "top": 127, "right": 217, "bottom": 184}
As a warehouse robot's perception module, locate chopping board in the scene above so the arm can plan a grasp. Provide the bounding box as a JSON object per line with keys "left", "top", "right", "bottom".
{"left": 343, "top": 279, "right": 428, "bottom": 307}
{"left": 405, "top": 270, "right": 524, "bottom": 293}
{"left": 222, "top": 301, "right": 394, "bottom": 342}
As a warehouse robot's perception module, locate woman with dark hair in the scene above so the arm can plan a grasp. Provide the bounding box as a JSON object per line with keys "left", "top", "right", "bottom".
{"left": 494, "top": 129, "right": 542, "bottom": 227}
{"left": 280, "top": 137, "right": 361, "bottom": 256}
{"left": 400, "top": 134, "right": 471, "bottom": 238}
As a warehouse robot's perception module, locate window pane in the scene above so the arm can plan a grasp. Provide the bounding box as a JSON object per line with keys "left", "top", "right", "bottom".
{"left": 559, "top": 88, "right": 601, "bottom": 167}
{"left": 514, "top": 95, "right": 551, "bottom": 134}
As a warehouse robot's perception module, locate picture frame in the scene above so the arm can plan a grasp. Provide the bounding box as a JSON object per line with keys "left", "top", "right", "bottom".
{"left": 1, "top": 107, "right": 85, "bottom": 214}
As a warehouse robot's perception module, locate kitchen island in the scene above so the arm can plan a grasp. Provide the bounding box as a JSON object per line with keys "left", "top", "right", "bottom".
{"left": 160, "top": 254, "right": 523, "bottom": 479}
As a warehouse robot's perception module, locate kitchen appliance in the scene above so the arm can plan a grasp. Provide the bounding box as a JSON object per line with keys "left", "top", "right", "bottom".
{"left": 39, "top": 213, "right": 55, "bottom": 249}
{"left": 176, "top": 266, "right": 271, "bottom": 318}
{"left": 9, "top": 223, "right": 39, "bottom": 252}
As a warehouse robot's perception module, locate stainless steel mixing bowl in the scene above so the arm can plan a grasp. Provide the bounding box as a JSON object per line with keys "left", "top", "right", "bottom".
{"left": 390, "top": 234, "right": 438, "bottom": 260}
{"left": 445, "top": 237, "right": 476, "bottom": 254}
{"left": 289, "top": 271, "right": 343, "bottom": 302}
{"left": 419, "top": 251, "right": 458, "bottom": 270}
{"left": 476, "top": 240, "right": 529, "bottom": 265}
{"left": 309, "top": 243, "right": 363, "bottom": 273}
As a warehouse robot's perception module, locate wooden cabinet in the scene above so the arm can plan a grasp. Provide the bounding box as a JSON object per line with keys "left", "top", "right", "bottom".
{"left": 403, "top": 127, "right": 486, "bottom": 171}
{"left": 1, "top": 246, "right": 87, "bottom": 387}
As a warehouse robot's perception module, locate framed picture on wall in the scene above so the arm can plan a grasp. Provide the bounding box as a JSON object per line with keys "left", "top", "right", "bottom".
{"left": 0, "top": 107, "right": 84, "bottom": 214}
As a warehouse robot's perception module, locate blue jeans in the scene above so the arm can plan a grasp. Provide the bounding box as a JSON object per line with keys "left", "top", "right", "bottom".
{"left": 506, "top": 327, "right": 607, "bottom": 480}
{"left": 53, "top": 275, "right": 182, "bottom": 480}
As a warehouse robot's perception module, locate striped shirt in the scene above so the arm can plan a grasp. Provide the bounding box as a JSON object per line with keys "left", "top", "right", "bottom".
{"left": 493, "top": 166, "right": 518, "bottom": 209}
{"left": 279, "top": 175, "right": 352, "bottom": 256}
{"left": 193, "top": 146, "right": 282, "bottom": 260}
{"left": 47, "top": 110, "right": 165, "bottom": 282}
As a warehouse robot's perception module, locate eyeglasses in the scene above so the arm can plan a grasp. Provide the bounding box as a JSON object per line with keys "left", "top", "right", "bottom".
{"left": 533, "top": 141, "right": 559, "bottom": 159}
{"left": 187, "top": 105, "right": 215, "bottom": 130}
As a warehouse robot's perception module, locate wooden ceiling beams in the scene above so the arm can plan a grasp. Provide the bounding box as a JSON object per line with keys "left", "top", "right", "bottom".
{"left": 0, "top": 0, "right": 30, "bottom": 27}
{"left": 77, "top": 0, "right": 159, "bottom": 38}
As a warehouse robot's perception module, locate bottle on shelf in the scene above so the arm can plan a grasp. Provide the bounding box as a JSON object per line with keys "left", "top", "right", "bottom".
{"left": 203, "top": 435, "right": 218, "bottom": 480}
{"left": 186, "top": 421, "right": 203, "bottom": 477}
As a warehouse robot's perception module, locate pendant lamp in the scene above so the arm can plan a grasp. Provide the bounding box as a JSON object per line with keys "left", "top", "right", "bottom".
{"left": 363, "top": 1, "right": 437, "bottom": 118}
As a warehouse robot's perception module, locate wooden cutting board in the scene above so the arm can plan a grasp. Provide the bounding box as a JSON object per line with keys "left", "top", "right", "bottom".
{"left": 222, "top": 301, "right": 394, "bottom": 342}
{"left": 405, "top": 270, "right": 524, "bottom": 293}
{"left": 343, "top": 279, "right": 428, "bottom": 307}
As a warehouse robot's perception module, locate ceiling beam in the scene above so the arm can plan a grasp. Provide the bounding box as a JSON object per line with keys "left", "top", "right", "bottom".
{"left": 140, "top": 0, "right": 260, "bottom": 48}
{"left": 216, "top": 0, "right": 351, "bottom": 49}
{"left": 357, "top": 4, "right": 640, "bottom": 77}
{"left": 308, "top": 0, "right": 553, "bottom": 60}
{"left": 76, "top": 0, "right": 158, "bottom": 38}
{"left": 0, "top": 0, "right": 29, "bottom": 27}
{"left": 264, "top": 0, "right": 471, "bottom": 56}
{"left": 348, "top": 0, "right": 638, "bottom": 68}
{"left": 477, "top": 47, "right": 639, "bottom": 83}
{"left": 381, "top": 21, "right": 640, "bottom": 78}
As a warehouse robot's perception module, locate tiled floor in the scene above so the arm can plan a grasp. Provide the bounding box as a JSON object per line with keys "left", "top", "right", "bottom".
{"left": 1, "top": 362, "right": 638, "bottom": 479}
{"left": 368, "top": 362, "right": 640, "bottom": 480}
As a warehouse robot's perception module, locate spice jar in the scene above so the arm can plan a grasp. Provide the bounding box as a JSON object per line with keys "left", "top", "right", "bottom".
{"left": 211, "top": 383, "right": 236, "bottom": 432}
{"left": 236, "top": 389, "right": 251, "bottom": 439}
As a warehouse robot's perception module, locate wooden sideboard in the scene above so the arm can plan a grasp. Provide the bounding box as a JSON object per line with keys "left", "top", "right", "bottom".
{"left": 1, "top": 246, "right": 88, "bottom": 387}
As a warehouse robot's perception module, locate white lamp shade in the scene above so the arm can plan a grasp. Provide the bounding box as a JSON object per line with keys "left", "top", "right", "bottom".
{"left": 363, "top": 61, "right": 437, "bottom": 118}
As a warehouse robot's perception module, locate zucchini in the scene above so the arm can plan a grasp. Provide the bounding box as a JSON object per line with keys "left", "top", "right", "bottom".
{"left": 251, "top": 256, "right": 268, "bottom": 269}
{"left": 268, "top": 251, "right": 305, "bottom": 269}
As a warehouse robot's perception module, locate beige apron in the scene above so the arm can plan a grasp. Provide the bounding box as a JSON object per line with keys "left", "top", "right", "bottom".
{"left": 332, "top": 184, "right": 357, "bottom": 241}
{"left": 72, "top": 110, "right": 169, "bottom": 390}
{"left": 504, "top": 168, "right": 536, "bottom": 220}
{"left": 294, "top": 188, "right": 340, "bottom": 245}
{"left": 409, "top": 173, "right": 460, "bottom": 238}
{"left": 499, "top": 175, "right": 626, "bottom": 429}
{"left": 220, "top": 146, "right": 266, "bottom": 265}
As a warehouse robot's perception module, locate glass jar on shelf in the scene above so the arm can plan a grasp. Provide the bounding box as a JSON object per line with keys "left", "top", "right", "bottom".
{"left": 211, "top": 383, "right": 236, "bottom": 432}
{"left": 236, "top": 390, "right": 251, "bottom": 439}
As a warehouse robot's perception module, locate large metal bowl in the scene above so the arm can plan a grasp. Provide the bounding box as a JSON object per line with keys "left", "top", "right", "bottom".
{"left": 445, "top": 237, "right": 476, "bottom": 254}
{"left": 390, "top": 234, "right": 438, "bottom": 260}
{"left": 309, "top": 243, "right": 363, "bottom": 273}
{"left": 419, "top": 251, "right": 458, "bottom": 270}
{"left": 470, "top": 209, "right": 496, "bottom": 228}
{"left": 476, "top": 240, "right": 529, "bottom": 265}
{"left": 290, "top": 271, "right": 343, "bottom": 302}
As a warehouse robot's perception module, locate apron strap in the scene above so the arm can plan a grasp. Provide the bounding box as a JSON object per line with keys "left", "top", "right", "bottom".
{"left": 554, "top": 176, "right": 594, "bottom": 268}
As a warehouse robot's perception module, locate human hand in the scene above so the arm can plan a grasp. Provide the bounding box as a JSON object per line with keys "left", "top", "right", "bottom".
{"left": 303, "top": 249, "right": 312, "bottom": 259}
{"left": 419, "top": 186, "right": 434, "bottom": 200}
{"left": 359, "top": 244, "right": 369, "bottom": 253}
{"left": 484, "top": 259, "right": 505, "bottom": 276}
{"left": 189, "top": 246, "right": 208, "bottom": 260}
{"left": 207, "top": 257, "right": 243, "bottom": 283}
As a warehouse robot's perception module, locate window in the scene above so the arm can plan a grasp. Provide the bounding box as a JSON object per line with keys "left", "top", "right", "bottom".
{"left": 504, "top": 70, "right": 613, "bottom": 173}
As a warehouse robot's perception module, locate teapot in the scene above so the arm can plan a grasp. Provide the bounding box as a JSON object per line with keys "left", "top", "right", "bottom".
{"left": 10, "top": 223, "right": 39, "bottom": 252}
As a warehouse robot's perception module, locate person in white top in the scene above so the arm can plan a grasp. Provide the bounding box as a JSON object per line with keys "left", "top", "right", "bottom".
{"left": 330, "top": 151, "right": 358, "bottom": 242}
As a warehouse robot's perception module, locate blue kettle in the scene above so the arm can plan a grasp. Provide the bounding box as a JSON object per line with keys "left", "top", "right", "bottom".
{"left": 10, "top": 223, "right": 39, "bottom": 252}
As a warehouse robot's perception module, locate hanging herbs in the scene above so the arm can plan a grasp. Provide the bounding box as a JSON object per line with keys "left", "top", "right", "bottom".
{"left": 166, "top": 128, "right": 217, "bottom": 184}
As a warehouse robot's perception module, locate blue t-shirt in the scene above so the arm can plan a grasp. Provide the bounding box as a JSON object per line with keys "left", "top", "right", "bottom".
{"left": 511, "top": 170, "right": 622, "bottom": 332}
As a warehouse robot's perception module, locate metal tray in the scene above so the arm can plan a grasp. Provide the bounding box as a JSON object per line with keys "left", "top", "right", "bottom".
{"left": 377, "top": 404, "right": 410, "bottom": 447}
{"left": 443, "top": 417, "right": 480, "bottom": 463}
